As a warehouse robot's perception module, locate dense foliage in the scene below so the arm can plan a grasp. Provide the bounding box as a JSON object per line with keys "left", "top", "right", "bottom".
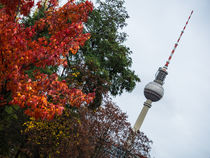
{"left": 64, "top": 0, "right": 140, "bottom": 108}
{"left": 0, "top": 0, "right": 94, "bottom": 156}
{"left": 23, "top": 99, "right": 152, "bottom": 158}
{"left": 0, "top": 0, "right": 94, "bottom": 120}
{"left": 0, "top": 0, "right": 152, "bottom": 157}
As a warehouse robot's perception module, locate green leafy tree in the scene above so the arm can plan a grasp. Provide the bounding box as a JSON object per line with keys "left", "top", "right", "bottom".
{"left": 65, "top": 0, "right": 140, "bottom": 108}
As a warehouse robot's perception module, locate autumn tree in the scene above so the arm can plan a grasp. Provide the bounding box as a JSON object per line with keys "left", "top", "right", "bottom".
{"left": 0, "top": 0, "right": 94, "bottom": 156}
{"left": 0, "top": 0, "right": 94, "bottom": 119}
{"left": 23, "top": 99, "right": 152, "bottom": 157}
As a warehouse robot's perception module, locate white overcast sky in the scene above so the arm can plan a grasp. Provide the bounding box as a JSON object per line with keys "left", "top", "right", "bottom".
{"left": 112, "top": 0, "right": 210, "bottom": 158}
{"left": 58, "top": 0, "right": 210, "bottom": 157}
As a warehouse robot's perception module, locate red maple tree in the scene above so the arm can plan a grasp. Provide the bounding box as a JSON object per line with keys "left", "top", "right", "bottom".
{"left": 0, "top": 0, "right": 95, "bottom": 119}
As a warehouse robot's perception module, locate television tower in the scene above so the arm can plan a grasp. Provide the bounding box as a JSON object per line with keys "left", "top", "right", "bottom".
{"left": 133, "top": 11, "right": 193, "bottom": 132}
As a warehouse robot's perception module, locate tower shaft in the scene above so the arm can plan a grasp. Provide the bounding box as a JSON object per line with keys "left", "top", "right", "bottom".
{"left": 133, "top": 100, "right": 152, "bottom": 132}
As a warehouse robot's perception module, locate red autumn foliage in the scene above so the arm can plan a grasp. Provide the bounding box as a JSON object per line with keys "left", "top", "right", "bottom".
{"left": 0, "top": 0, "right": 94, "bottom": 119}
{"left": 0, "top": 0, "right": 34, "bottom": 16}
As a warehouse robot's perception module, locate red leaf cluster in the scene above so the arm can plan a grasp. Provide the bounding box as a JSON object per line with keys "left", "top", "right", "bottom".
{"left": 0, "top": 0, "right": 94, "bottom": 119}
{"left": 0, "top": 0, "right": 34, "bottom": 16}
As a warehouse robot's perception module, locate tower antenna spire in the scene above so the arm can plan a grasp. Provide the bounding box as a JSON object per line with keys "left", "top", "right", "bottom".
{"left": 164, "top": 10, "right": 194, "bottom": 69}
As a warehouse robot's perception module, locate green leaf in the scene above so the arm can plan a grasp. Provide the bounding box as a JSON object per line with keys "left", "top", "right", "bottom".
{"left": 5, "top": 106, "right": 13, "bottom": 114}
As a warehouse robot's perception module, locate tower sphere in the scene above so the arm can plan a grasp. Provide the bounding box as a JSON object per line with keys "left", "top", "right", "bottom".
{"left": 144, "top": 81, "right": 164, "bottom": 102}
